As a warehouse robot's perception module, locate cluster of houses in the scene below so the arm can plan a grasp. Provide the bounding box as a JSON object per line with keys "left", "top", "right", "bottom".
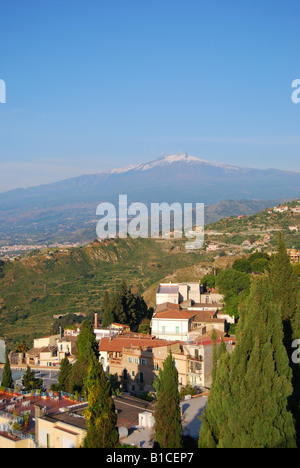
{"left": 269, "top": 204, "right": 300, "bottom": 214}
{"left": 1, "top": 281, "right": 235, "bottom": 448}
{"left": 8, "top": 282, "right": 235, "bottom": 397}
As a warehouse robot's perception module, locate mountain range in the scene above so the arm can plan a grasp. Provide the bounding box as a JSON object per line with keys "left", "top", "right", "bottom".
{"left": 0, "top": 153, "right": 299, "bottom": 246}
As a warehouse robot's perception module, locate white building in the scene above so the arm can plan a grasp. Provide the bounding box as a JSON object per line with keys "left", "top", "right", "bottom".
{"left": 151, "top": 305, "right": 196, "bottom": 341}
{"left": 156, "top": 282, "right": 202, "bottom": 305}
{"left": 156, "top": 282, "right": 224, "bottom": 307}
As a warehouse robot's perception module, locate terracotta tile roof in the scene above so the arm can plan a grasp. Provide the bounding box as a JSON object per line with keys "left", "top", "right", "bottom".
{"left": 99, "top": 334, "right": 178, "bottom": 352}
{"left": 192, "top": 330, "right": 235, "bottom": 346}
{"left": 155, "top": 302, "right": 181, "bottom": 312}
{"left": 193, "top": 311, "right": 225, "bottom": 323}
{"left": 153, "top": 309, "right": 196, "bottom": 320}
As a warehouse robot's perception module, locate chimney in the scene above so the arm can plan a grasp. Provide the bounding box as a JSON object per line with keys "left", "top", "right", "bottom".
{"left": 35, "top": 404, "right": 46, "bottom": 446}
{"left": 94, "top": 313, "right": 98, "bottom": 329}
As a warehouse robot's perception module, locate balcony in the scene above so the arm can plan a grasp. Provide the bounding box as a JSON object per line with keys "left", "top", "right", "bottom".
{"left": 110, "top": 358, "right": 122, "bottom": 366}
{"left": 186, "top": 354, "right": 203, "bottom": 362}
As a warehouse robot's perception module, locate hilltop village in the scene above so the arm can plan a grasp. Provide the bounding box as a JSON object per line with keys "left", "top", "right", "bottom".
{"left": 0, "top": 279, "right": 234, "bottom": 448}
{"left": 0, "top": 202, "right": 299, "bottom": 449}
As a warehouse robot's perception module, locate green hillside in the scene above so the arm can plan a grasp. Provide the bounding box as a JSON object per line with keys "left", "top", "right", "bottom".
{"left": 0, "top": 237, "right": 208, "bottom": 344}
{"left": 0, "top": 199, "right": 299, "bottom": 346}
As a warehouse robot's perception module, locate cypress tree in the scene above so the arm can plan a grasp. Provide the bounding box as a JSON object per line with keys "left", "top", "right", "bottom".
{"left": 1, "top": 355, "right": 13, "bottom": 389}
{"left": 107, "top": 281, "right": 148, "bottom": 330}
{"left": 22, "top": 365, "right": 44, "bottom": 391}
{"left": 227, "top": 277, "right": 296, "bottom": 448}
{"left": 102, "top": 307, "right": 115, "bottom": 327}
{"left": 57, "top": 357, "right": 72, "bottom": 391}
{"left": 198, "top": 344, "right": 230, "bottom": 448}
{"left": 103, "top": 290, "right": 109, "bottom": 311}
{"left": 289, "top": 286, "right": 300, "bottom": 447}
{"left": 199, "top": 276, "right": 297, "bottom": 448}
{"left": 68, "top": 319, "right": 99, "bottom": 395}
{"left": 269, "top": 233, "right": 300, "bottom": 446}
{"left": 83, "top": 355, "right": 119, "bottom": 448}
{"left": 154, "top": 351, "right": 182, "bottom": 448}
{"left": 269, "top": 232, "right": 298, "bottom": 322}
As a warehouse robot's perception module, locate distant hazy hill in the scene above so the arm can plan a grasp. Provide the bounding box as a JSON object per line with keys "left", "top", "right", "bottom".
{"left": 0, "top": 153, "right": 299, "bottom": 245}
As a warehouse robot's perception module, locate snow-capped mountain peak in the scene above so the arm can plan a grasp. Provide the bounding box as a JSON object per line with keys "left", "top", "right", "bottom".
{"left": 104, "top": 153, "right": 239, "bottom": 175}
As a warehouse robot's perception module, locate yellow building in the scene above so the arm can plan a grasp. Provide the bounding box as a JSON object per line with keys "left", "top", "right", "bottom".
{"left": 0, "top": 411, "right": 36, "bottom": 448}
{"left": 35, "top": 404, "right": 86, "bottom": 448}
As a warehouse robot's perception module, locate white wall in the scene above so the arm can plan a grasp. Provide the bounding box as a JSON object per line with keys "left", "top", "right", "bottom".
{"left": 151, "top": 318, "right": 190, "bottom": 341}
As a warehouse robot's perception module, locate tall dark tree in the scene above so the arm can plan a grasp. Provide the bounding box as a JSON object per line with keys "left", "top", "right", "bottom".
{"left": 199, "top": 345, "right": 230, "bottom": 448}
{"left": 154, "top": 351, "right": 182, "bottom": 448}
{"left": 57, "top": 357, "right": 72, "bottom": 392}
{"left": 103, "top": 290, "right": 109, "bottom": 311}
{"left": 22, "top": 365, "right": 44, "bottom": 392}
{"left": 269, "top": 233, "right": 300, "bottom": 446}
{"left": 104, "top": 281, "right": 149, "bottom": 330}
{"left": 269, "top": 232, "right": 298, "bottom": 321}
{"left": 102, "top": 307, "right": 115, "bottom": 327}
{"left": 1, "top": 355, "right": 13, "bottom": 389}
{"left": 199, "top": 276, "right": 296, "bottom": 448}
{"left": 68, "top": 319, "right": 99, "bottom": 395}
{"left": 82, "top": 355, "right": 119, "bottom": 448}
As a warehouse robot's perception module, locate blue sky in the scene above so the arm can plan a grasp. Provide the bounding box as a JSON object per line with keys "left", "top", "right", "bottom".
{"left": 0, "top": 0, "right": 300, "bottom": 192}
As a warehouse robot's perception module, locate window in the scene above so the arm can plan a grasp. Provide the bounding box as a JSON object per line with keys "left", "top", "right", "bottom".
{"left": 154, "top": 364, "right": 159, "bottom": 371}
{"left": 39, "top": 429, "right": 50, "bottom": 448}
{"left": 62, "top": 436, "right": 75, "bottom": 449}
{"left": 134, "top": 357, "right": 140, "bottom": 365}
{"left": 140, "top": 386, "right": 144, "bottom": 392}
{"left": 140, "top": 372, "right": 144, "bottom": 383}
{"left": 128, "top": 357, "right": 133, "bottom": 363}
{"left": 162, "top": 326, "right": 166, "bottom": 334}
{"left": 141, "top": 358, "right": 147, "bottom": 366}
{"left": 175, "top": 326, "right": 180, "bottom": 335}
{"left": 131, "top": 370, "right": 135, "bottom": 377}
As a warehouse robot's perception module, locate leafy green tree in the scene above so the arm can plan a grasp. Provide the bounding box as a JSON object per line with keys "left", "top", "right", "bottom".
{"left": 0, "top": 260, "right": 5, "bottom": 279}
{"left": 201, "top": 273, "right": 216, "bottom": 289}
{"left": 250, "top": 258, "right": 270, "bottom": 273}
{"left": 1, "top": 355, "right": 13, "bottom": 389}
{"left": 103, "top": 280, "right": 149, "bottom": 330}
{"left": 154, "top": 351, "right": 182, "bottom": 448}
{"left": 215, "top": 269, "right": 250, "bottom": 318}
{"left": 232, "top": 258, "right": 251, "bottom": 274}
{"left": 82, "top": 355, "right": 119, "bottom": 448}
